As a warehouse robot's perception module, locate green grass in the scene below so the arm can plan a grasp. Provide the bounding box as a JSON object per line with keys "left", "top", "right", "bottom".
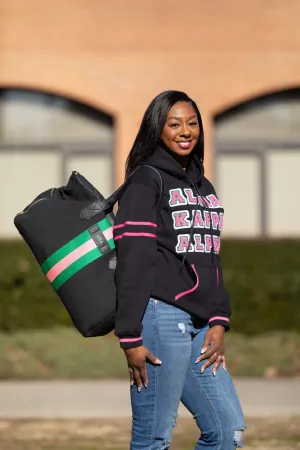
{"left": 0, "top": 327, "right": 300, "bottom": 379}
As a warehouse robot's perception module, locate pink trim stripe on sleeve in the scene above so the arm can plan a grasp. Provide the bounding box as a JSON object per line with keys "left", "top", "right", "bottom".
{"left": 209, "top": 316, "right": 230, "bottom": 323}
{"left": 119, "top": 337, "right": 142, "bottom": 343}
{"left": 114, "top": 232, "right": 156, "bottom": 240}
{"left": 114, "top": 221, "right": 157, "bottom": 230}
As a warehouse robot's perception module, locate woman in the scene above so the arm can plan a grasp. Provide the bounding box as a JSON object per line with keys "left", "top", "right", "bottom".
{"left": 113, "top": 90, "right": 246, "bottom": 450}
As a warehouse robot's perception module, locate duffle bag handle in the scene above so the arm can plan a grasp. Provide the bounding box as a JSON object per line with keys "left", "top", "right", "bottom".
{"left": 80, "top": 165, "right": 164, "bottom": 221}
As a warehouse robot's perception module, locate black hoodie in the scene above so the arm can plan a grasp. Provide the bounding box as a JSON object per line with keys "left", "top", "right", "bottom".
{"left": 114, "top": 145, "right": 231, "bottom": 349}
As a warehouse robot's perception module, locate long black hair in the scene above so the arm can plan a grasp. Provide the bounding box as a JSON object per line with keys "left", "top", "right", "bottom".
{"left": 125, "top": 90, "right": 204, "bottom": 179}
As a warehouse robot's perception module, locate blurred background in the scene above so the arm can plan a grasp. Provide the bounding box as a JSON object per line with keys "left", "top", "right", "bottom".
{"left": 0, "top": 1, "right": 300, "bottom": 449}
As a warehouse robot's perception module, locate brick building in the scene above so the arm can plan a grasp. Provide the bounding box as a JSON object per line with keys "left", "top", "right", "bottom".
{"left": 1, "top": 0, "right": 300, "bottom": 238}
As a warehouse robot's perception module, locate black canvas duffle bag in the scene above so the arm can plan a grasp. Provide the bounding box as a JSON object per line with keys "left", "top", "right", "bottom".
{"left": 14, "top": 167, "right": 163, "bottom": 337}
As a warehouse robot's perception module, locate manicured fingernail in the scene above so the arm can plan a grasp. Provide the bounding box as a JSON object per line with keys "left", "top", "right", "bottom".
{"left": 156, "top": 359, "right": 162, "bottom": 364}
{"left": 130, "top": 381, "right": 134, "bottom": 386}
{"left": 195, "top": 359, "right": 200, "bottom": 364}
{"left": 213, "top": 371, "right": 216, "bottom": 377}
{"left": 144, "top": 384, "right": 148, "bottom": 388}
{"left": 201, "top": 349, "right": 206, "bottom": 354}
{"left": 201, "top": 368, "right": 204, "bottom": 373}
{"left": 223, "top": 367, "right": 227, "bottom": 372}
{"left": 138, "top": 388, "right": 141, "bottom": 392}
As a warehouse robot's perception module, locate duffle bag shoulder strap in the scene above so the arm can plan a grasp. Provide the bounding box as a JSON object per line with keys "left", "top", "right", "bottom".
{"left": 105, "top": 165, "right": 164, "bottom": 212}
{"left": 80, "top": 165, "right": 164, "bottom": 221}
{"left": 141, "top": 165, "right": 164, "bottom": 214}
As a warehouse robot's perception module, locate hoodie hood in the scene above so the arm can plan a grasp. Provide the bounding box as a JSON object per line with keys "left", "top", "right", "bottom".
{"left": 146, "top": 145, "right": 204, "bottom": 186}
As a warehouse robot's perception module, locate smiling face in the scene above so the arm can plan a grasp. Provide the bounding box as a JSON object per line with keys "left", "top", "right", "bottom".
{"left": 160, "top": 102, "right": 200, "bottom": 158}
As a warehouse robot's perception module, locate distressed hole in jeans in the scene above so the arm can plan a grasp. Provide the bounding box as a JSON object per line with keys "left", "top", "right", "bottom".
{"left": 178, "top": 322, "right": 185, "bottom": 335}
{"left": 234, "top": 428, "right": 246, "bottom": 448}
{"left": 158, "top": 414, "right": 178, "bottom": 449}
{"left": 159, "top": 441, "right": 171, "bottom": 450}
{"left": 172, "top": 412, "right": 179, "bottom": 428}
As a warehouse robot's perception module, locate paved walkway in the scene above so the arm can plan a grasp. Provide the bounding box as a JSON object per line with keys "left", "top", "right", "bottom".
{"left": 0, "top": 379, "right": 299, "bottom": 418}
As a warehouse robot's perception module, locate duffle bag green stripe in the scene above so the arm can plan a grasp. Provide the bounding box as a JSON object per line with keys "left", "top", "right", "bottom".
{"left": 41, "top": 218, "right": 112, "bottom": 274}
{"left": 52, "top": 236, "right": 115, "bottom": 291}
{"left": 108, "top": 237, "right": 115, "bottom": 251}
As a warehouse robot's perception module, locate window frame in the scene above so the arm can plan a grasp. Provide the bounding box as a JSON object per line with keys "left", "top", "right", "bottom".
{"left": 214, "top": 141, "right": 300, "bottom": 237}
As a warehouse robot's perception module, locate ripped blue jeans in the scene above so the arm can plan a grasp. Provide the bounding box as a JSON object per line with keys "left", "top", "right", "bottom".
{"left": 130, "top": 299, "right": 246, "bottom": 450}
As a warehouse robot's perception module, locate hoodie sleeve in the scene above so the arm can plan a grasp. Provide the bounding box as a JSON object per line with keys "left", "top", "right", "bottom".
{"left": 208, "top": 266, "right": 231, "bottom": 331}
{"left": 113, "top": 170, "right": 160, "bottom": 349}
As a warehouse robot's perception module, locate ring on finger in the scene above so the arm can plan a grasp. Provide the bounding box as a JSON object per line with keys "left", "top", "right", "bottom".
{"left": 217, "top": 355, "right": 223, "bottom": 360}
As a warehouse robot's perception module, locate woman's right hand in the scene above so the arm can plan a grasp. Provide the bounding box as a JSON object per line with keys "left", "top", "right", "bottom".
{"left": 124, "top": 346, "right": 162, "bottom": 391}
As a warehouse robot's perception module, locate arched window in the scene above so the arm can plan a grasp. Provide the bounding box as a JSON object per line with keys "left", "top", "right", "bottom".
{"left": 214, "top": 88, "right": 300, "bottom": 238}
{"left": 0, "top": 88, "right": 114, "bottom": 237}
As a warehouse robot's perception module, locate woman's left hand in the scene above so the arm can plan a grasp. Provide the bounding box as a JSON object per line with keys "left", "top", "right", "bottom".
{"left": 196, "top": 325, "right": 226, "bottom": 376}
